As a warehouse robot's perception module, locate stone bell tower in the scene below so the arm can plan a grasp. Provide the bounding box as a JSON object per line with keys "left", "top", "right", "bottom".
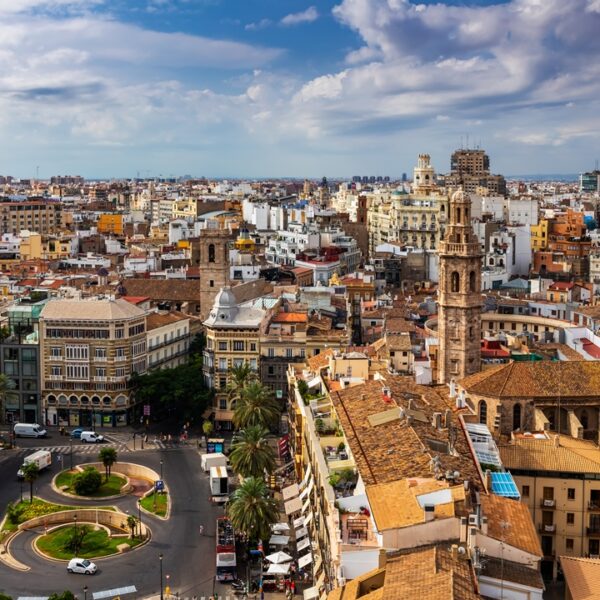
{"left": 437, "top": 190, "right": 483, "bottom": 383}
{"left": 199, "top": 227, "right": 234, "bottom": 321}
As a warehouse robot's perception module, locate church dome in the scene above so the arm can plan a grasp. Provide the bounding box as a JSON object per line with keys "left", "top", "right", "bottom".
{"left": 451, "top": 189, "right": 468, "bottom": 203}
{"left": 214, "top": 286, "right": 237, "bottom": 308}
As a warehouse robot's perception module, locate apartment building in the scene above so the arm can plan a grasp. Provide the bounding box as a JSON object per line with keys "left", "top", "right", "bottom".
{"left": 500, "top": 434, "right": 600, "bottom": 580}
{"left": 146, "top": 311, "right": 192, "bottom": 371}
{"left": 40, "top": 298, "right": 147, "bottom": 428}
{"left": 0, "top": 198, "right": 62, "bottom": 235}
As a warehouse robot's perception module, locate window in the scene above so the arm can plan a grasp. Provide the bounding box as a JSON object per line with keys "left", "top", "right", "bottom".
{"left": 567, "top": 513, "right": 575, "bottom": 525}
{"left": 249, "top": 359, "right": 257, "bottom": 370}
{"left": 96, "top": 368, "right": 106, "bottom": 377}
{"left": 268, "top": 348, "right": 275, "bottom": 358}
{"left": 580, "top": 410, "right": 589, "bottom": 430}
{"left": 233, "top": 341, "right": 244, "bottom": 351}
{"left": 543, "top": 487, "right": 555, "bottom": 501}
{"left": 451, "top": 271, "right": 460, "bottom": 293}
{"left": 300, "top": 349, "right": 305, "bottom": 358}
{"left": 218, "top": 341, "right": 227, "bottom": 351}
{"left": 115, "top": 328, "right": 125, "bottom": 339}
{"left": 208, "top": 244, "right": 216, "bottom": 263}
{"left": 65, "top": 345, "right": 89, "bottom": 360}
{"left": 50, "top": 347, "right": 61, "bottom": 357}
{"left": 219, "top": 377, "right": 226, "bottom": 389}
{"left": 210, "top": 280, "right": 214, "bottom": 288}
{"left": 566, "top": 538, "right": 574, "bottom": 551}
{"left": 469, "top": 270, "right": 476, "bottom": 292}
{"left": 66, "top": 364, "right": 89, "bottom": 380}
{"left": 128, "top": 323, "right": 145, "bottom": 336}
{"left": 115, "top": 367, "right": 128, "bottom": 377}
{"left": 233, "top": 358, "right": 244, "bottom": 368}
{"left": 522, "top": 485, "right": 530, "bottom": 498}
{"left": 218, "top": 358, "right": 227, "bottom": 371}
{"left": 478, "top": 400, "right": 487, "bottom": 424}
{"left": 219, "top": 398, "right": 227, "bottom": 409}
{"left": 286, "top": 348, "right": 293, "bottom": 358}
{"left": 250, "top": 343, "right": 257, "bottom": 352}
{"left": 513, "top": 403, "right": 522, "bottom": 431}
{"left": 51, "top": 366, "right": 62, "bottom": 376}
{"left": 115, "top": 347, "right": 126, "bottom": 357}
{"left": 568, "top": 488, "right": 576, "bottom": 500}
{"left": 95, "top": 347, "right": 107, "bottom": 359}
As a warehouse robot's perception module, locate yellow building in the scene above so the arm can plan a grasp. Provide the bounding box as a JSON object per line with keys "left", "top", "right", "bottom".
{"left": 500, "top": 434, "right": 600, "bottom": 580}
{"left": 20, "top": 232, "right": 43, "bottom": 260}
{"left": 531, "top": 219, "right": 549, "bottom": 251}
{"left": 97, "top": 214, "right": 124, "bottom": 236}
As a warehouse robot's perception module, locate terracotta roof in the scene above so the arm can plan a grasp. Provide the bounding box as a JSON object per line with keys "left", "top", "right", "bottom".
{"left": 499, "top": 436, "right": 600, "bottom": 474}
{"left": 271, "top": 312, "right": 308, "bottom": 324}
{"left": 119, "top": 279, "right": 199, "bottom": 302}
{"left": 386, "top": 333, "right": 412, "bottom": 352}
{"left": 40, "top": 298, "right": 145, "bottom": 321}
{"left": 306, "top": 348, "right": 334, "bottom": 371}
{"left": 459, "top": 361, "right": 600, "bottom": 398}
{"left": 480, "top": 494, "right": 542, "bottom": 557}
{"left": 121, "top": 295, "right": 150, "bottom": 305}
{"left": 575, "top": 305, "right": 600, "bottom": 319}
{"left": 560, "top": 556, "right": 600, "bottom": 600}
{"left": 480, "top": 557, "right": 544, "bottom": 590}
{"left": 331, "top": 377, "right": 482, "bottom": 486}
{"left": 147, "top": 311, "right": 190, "bottom": 331}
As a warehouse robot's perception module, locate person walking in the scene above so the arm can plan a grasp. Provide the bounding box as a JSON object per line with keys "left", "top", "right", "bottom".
{"left": 199, "top": 525, "right": 204, "bottom": 536}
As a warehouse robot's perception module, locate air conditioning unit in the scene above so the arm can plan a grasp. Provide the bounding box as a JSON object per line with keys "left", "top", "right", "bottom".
{"left": 468, "top": 515, "right": 478, "bottom": 527}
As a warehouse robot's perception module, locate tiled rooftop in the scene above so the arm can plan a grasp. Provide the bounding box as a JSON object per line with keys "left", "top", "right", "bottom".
{"left": 560, "top": 556, "right": 600, "bottom": 600}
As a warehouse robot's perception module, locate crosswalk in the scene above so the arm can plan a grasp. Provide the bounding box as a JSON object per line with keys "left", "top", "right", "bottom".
{"left": 16, "top": 442, "right": 131, "bottom": 458}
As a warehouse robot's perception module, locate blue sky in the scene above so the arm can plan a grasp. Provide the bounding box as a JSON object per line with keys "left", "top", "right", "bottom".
{"left": 0, "top": 0, "right": 599, "bottom": 179}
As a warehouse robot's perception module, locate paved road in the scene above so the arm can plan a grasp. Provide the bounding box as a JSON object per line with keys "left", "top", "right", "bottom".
{"left": 0, "top": 446, "right": 222, "bottom": 599}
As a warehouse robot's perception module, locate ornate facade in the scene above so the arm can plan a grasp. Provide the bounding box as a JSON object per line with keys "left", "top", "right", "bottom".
{"left": 437, "top": 190, "right": 483, "bottom": 383}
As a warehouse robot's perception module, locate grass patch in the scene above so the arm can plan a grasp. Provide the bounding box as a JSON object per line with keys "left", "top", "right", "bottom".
{"left": 3, "top": 499, "right": 118, "bottom": 532}
{"left": 56, "top": 470, "right": 127, "bottom": 497}
{"left": 37, "top": 525, "right": 141, "bottom": 560}
{"left": 140, "top": 492, "right": 168, "bottom": 517}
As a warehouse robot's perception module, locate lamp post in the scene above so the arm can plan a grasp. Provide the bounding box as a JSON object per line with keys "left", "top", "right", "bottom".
{"left": 138, "top": 498, "right": 142, "bottom": 539}
{"left": 159, "top": 553, "right": 164, "bottom": 600}
{"left": 70, "top": 435, "right": 73, "bottom": 471}
{"left": 83, "top": 586, "right": 88, "bottom": 600}
{"left": 74, "top": 514, "right": 78, "bottom": 555}
{"left": 20, "top": 479, "right": 23, "bottom": 503}
{"left": 160, "top": 459, "right": 164, "bottom": 480}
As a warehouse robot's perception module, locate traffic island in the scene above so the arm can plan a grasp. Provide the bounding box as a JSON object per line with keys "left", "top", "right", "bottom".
{"left": 35, "top": 524, "right": 143, "bottom": 560}
{"left": 54, "top": 468, "right": 129, "bottom": 499}
{"left": 139, "top": 491, "right": 169, "bottom": 518}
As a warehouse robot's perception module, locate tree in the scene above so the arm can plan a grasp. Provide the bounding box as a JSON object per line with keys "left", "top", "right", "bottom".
{"left": 0, "top": 374, "right": 16, "bottom": 426}
{"left": 227, "top": 477, "right": 278, "bottom": 541}
{"left": 233, "top": 381, "right": 280, "bottom": 430}
{"left": 73, "top": 467, "right": 102, "bottom": 495}
{"left": 226, "top": 362, "right": 257, "bottom": 406}
{"left": 202, "top": 420, "right": 214, "bottom": 444}
{"left": 98, "top": 447, "right": 118, "bottom": 481}
{"left": 0, "top": 593, "right": 13, "bottom": 600}
{"left": 126, "top": 514, "right": 138, "bottom": 539}
{"left": 22, "top": 462, "right": 40, "bottom": 503}
{"left": 229, "top": 425, "right": 276, "bottom": 478}
{"left": 64, "top": 525, "right": 89, "bottom": 555}
{"left": 48, "top": 593, "right": 75, "bottom": 600}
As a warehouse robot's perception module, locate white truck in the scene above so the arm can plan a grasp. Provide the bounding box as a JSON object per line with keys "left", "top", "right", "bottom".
{"left": 210, "top": 466, "right": 229, "bottom": 497}
{"left": 201, "top": 452, "right": 228, "bottom": 472}
{"left": 17, "top": 450, "right": 52, "bottom": 479}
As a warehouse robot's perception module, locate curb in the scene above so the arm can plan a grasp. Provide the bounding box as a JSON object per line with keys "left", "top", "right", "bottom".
{"left": 51, "top": 467, "right": 132, "bottom": 502}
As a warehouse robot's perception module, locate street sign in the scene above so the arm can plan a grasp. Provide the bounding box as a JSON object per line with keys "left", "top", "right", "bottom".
{"left": 143, "top": 404, "right": 151, "bottom": 416}
{"left": 155, "top": 480, "right": 164, "bottom": 491}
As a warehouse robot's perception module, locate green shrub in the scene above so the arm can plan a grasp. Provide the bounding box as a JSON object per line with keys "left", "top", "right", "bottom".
{"left": 73, "top": 467, "right": 102, "bottom": 495}
{"left": 48, "top": 592, "right": 75, "bottom": 600}
{"left": 0, "top": 593, "right": 14, "bottom": 600}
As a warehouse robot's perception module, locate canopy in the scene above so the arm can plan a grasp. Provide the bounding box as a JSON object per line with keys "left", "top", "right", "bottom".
{"left": 271, "top": 522, "right": 290, "bottom": 533}
{"left": 269, "top": 535, "right": 290, "bottom": 546}
{"left": 298, "top": 553, "right": 313, "bottom": 569}
{"left": 304, "top": 512, "right": 313, "bottom": 526}
{"left": 303, "top": 586, "right": 319, "bottom": 600}
{"left": 266, "top": 563, "right": 291, "bottom": 575}
{"left": 282, "top": 483, "right": 300, "bottom": 500}
{"left": 285, "top": 497, "right": 303, "bottom": 515}
{"left": 265, "top": 551, "right": 293, "bottom": 564}
{"left": 297, "top": 537, "right": 311, "bottom": 552}
{"left": 293, "top": 516, "right": 306, "bottom": 529}
{"left": 296, "top": 526, "right": 309, "bottom": 540}
{"left": 299, "top": 466, "right": 312, "bottom": 489}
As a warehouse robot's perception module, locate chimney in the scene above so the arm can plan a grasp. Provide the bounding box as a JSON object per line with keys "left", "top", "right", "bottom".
{"left": 444, "top": 409, "right": 452, "bottom": 428}
{"left": 449, "top": 378, "right": 457, "bottom": 398}
{"left": 554, "top": 434, "right": 560, "bottom": 448}
{"left": 432, "top": 412, "right": 442, "bottom": 429}
{"left": 378, "top": 548, "right": 387, "bottom": 569}
{"left": 481, "top": 516, "right": 488, "bottom": 535}
{"left": 424, "top": 505, "right": 435, "bottom": 522}
{"left": 451, "top": 544, "right": 459, "bottom": 560}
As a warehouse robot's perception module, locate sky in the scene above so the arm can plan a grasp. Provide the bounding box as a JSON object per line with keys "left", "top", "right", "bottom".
{"left": 0, "top": 0, "right": 599, "bottom": 179}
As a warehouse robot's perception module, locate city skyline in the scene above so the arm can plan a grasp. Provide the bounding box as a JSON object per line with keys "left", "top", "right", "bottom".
{"left": 1, "top": 0, "right": 599, "bottom": 178}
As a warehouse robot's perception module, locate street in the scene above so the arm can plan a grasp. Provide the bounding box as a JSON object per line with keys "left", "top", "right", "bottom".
{"left": 0, "top": 435, "right": 222, "bottom": 599}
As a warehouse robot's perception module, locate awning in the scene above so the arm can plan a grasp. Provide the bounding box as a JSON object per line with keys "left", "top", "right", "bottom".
{"left": 301, "top": 497, "right": 311, "bottom": 514}
{"left": 272, "top": 522, "right": 290, "bottom": 533}
{"left": 214, "top": 409, "right": 235, "bottom": 422}
{"left": 298, "top": 552, "right": 313, "bottom": 569}
{"left": 285, "top": 497, "right": 303, "bottom": 515}
{"left": 267, "top": 563, "right": 291, "bottom": 575}
{"left": 297, "top": 537, "right": 311, "bottom": 552}
{"left": 296, "top": 526, "right": 309, "bottom": 540}
{"left": 92, "top": 588, "right": 137, "bottom": 600}
{"left": 304, "top": 512, "right": 313, "bottom": 526}
{"left": 307, "top": 376, "right": 321, "bottom": 389}
{"left": 283, "top": 483, "right": 300, "bottom": 500}
{"left": 293, "top": 516, "right": 306, "bottom": 529}
{"left": 299, "top": 466, "right": 312, "bottom": 489}
{"left": 266, "top": 551, "right": 293, "bottom": 564}
{"left": 300, "top": 478, "right": 314, "bottom": 500}
{"left": 314, "top": 554, "right": 322, "bottom": 574}
{"left": 269, "top": 535, "right": 290, "bottom": 546}
{"left": 316, "top": 571, "right": 325, "bottom": 588}
{"left": 303, "top": 586, "right": 319, "bottom": 600}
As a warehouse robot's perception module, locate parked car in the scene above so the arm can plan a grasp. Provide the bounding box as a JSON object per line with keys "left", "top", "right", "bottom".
{"left": 70, "top": 428, "right": 84, "bottom": 439}
{"left": 80, "top": 431, "right": 104, "bottom": 444}
{"left": 13, "top": 423, "right": 47, "bottom": 438}
{"left": 67, "top": 558, "right": 97, "bottom": 575}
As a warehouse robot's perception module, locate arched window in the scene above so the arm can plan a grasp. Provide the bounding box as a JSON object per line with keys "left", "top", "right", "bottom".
{"left": 451, "top": 271, "right": 460, "bottom": 293}
{"left": 479, "top": 400, "right": 487, "bottom": 424}
{"left": 513, "top": 403, "right": 522, "bottom": 431}
{"left": 208, "top": 244, "right": 216, "bottom": 263}
{"left": 581, "top": 409, "right": 589, "bottom": 430}
{"left": 456, "top": 208, "right": 461, "bottom": 224}
{"left": 469, "top": 271, "right": 476, "bottom": 292}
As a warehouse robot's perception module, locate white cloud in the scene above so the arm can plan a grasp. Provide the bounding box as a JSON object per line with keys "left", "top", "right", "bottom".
{"left": 281, "top": 6, "right": 318, "bottom": 26}
{"left": 245, "top": 18, "right": 272, "bottom": 31}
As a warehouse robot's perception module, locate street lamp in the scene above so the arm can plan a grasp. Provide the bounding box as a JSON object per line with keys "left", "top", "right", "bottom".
{"left": 160, "top": 459, "right": 163, "bottom": 480}
{"left": 159, "top": 553, "right": 164, "bottom": 600}
{"left": 137, "top": 498, "right": 142, "bottom": 539}
{"left": 83, "top": 586, "right": 88, "bottom": 600}
{"left": 70, "top": 435, "right": 73, "bottom": 470}
{"left": 73, "top": 514, "right": 78, "bottom": 555}
{"left": 20, "top": 479, "right": 23, "bottom": 503}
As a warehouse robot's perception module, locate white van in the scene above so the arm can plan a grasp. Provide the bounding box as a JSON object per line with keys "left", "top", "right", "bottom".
{"left": 13, "top": 423, "right": 47, "bottom": 438}
{"left": 80, "top": 431, "right": 104, "bottom": 443}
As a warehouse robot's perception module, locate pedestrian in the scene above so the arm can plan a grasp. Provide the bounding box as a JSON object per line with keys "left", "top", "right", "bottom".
{"left": 199, "top": 525, "right": 204, "bottom": 536}
{"left": 291, "top": 581, "right": 296, "bottom": 595}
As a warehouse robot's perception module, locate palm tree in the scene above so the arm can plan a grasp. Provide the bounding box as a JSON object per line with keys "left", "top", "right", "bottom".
{"left": 233, "top": 381, "right": 280, "bottom": 430}
{"left": 227, "top": 477, "right": 278, "bottom": 541}
{"left": 98, "top": 447, "right": 118, "bottom": 482}
{"left": 226, "top": 362, "right": 257, "bottom": 405}
{"left": 0, "top": 374, "right": 16, "bottom": 426}
{"left": 126, "top": 514, "right": 138, "bottom": 539}
{"left": 229, "top": 425, "right": 276, "bottom": 478}
{"left": 22, "top": 462, "right": 40, "bottom": 503}
{"left": 202, "top": 420, "right": 214, "bottom": 444}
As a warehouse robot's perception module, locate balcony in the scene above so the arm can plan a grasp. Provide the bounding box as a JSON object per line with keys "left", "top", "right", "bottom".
{"left": 589, "top": 502, "right": 600, "bottom": 511}
{"left": 587, "top": 526, "right": 600, "bottom": 536}
{"left": 539, "top": 524, "right": 556, "bottom": 534}
{"left": 93, "top": 376, "right": 108, "bottom": 382}
{"left": 114, "top": 356, "right": 127, "bottom": 362}
{"left": 541, "top": 499, "right": 556, "bottom": 508}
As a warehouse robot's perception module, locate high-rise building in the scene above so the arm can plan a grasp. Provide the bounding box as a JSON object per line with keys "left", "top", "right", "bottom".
{"left": 445, "top": 148, "right": 507, "bottom": 196}
{"left": 0, "top": 198, "right": 62, "bottom": 235}
{"left": 450, "top": 148, "right": 490, "bottom": 177}
{"left": 437, "top": 190, "right": 483, "bottom": 383}
{"left": 580, "top": 170, "right": 600, "bottom": 193}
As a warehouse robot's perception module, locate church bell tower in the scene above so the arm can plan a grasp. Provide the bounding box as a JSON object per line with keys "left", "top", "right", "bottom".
{"left": 437, "top": 190, "right": 483, "bottom": 383}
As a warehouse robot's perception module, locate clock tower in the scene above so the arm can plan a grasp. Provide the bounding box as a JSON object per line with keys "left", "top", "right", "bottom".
{"left": 438, "top": 190, "right": 483, "bottom": 383}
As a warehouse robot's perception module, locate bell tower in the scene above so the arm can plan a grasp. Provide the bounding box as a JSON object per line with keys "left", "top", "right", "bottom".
{"left": 437, "top": 190, "right": 483, "bottom": 383}
{"left": 199, "top": 227, "right": 234, "bottom": 321}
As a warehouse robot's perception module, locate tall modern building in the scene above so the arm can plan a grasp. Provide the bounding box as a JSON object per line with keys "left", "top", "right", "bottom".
{"left": 445, "top": 148, "right": 507, "bottom": 196}
{"left": 437, "top": 190, "right": 483, "bottom": 383}
{"left": 450, "top": 148, "right": 490, "bottom": 177}
{"left": 580, "top": 170, "right": 600, "bottom": 193}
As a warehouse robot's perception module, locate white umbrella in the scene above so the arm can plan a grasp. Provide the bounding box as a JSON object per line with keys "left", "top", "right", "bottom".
{"left": 267, "top": 563, "right": 291, "bottom": 575}
{"left": 272, "top": 522, "right": 291, "bottom": 533}
{"left": 269, "top": 535, "right": 290, "bottom": 545}
{"left": 265, "top": 551, "right": 293, "bottom": 564}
